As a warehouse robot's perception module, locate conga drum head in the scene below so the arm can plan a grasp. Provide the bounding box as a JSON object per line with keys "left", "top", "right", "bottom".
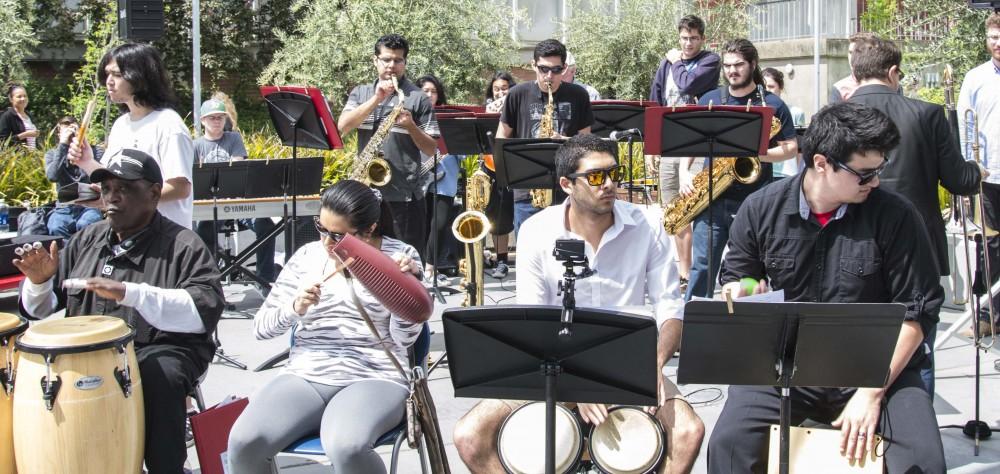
{"left": 499, "top": 402, "right": 582, "bottom": 474}
{"left": 17, "top": 316, "right": 133, "bottom": 353}
{"left": 0, "top": 313, "right": 26, "bottom": 335}
{"left": 589, "top": 407, "right": 665, "bottom": 474}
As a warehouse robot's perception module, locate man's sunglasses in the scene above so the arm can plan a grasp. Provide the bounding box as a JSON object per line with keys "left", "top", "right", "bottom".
{"left": 536, "top": 65, "right": 566, "bottom": 75}
{"left": 313, "top": 216, "right": 350, "bottom": 243}
{"left": 567, "top": 165, "right": 626, "bottom": 186}
{"left": 833, "top": 157, "right": 888, "bottom": 185}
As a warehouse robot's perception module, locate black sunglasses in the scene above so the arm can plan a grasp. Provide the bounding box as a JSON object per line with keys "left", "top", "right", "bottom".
{"left": 536, "top": 65, "right": 566, "bottom": 74}
{"left": 833, "top": 157, "right": 888, "bottom": 185}
{"left": 567, "top": 165, "right": 625, "bottom": 186}
{"left": 313, "top": 216, "right": 350, "bottom": 243}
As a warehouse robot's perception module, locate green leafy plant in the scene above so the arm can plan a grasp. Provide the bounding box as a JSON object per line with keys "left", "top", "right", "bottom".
{"left": 0, "top": 137, "right": 57, "bottom": 206}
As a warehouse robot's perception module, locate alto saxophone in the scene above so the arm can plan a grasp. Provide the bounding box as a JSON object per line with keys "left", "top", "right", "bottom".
{"left": 351, "top": 75, "right": 403, "bottom": 187}
{"left": 453, "top": 166, "right": 493, "bottom": 307}
{"left": 661, "top": 91, "right": 782, "bottom": 235}
{"left": 530, "top": 80, "right": 556, "bottom": 208}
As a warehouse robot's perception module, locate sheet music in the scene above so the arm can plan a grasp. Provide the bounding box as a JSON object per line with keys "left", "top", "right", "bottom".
{"left": 691, "top": 289, "right": 786, "bottom": 303}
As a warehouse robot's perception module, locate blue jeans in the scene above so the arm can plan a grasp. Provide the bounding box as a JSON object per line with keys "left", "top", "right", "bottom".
{"left": 686, "top": 198, "right": 742, "bottom": 300}
{"left": 195, "top": 218, "right": 277, "bottom": 283}
{"left": 513, "top": 199, "right": 541, "bottom": 237}
{"left": 47, "top": 205, "right": 103, "bottom": 239}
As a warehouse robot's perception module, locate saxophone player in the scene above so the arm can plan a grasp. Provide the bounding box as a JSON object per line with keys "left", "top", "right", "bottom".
{"left": 683, "top": 38, "right": 798, "bottom": 300}
{"left": 495, "top": 38, "right": 595, "bottom": 245}
{"left": 338, "top": 34, "right": 440, "bottom": 261}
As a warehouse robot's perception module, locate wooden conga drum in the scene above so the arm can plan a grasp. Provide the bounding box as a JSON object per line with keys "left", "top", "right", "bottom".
{"left": 0, "top": 313, "right": 27, "bottom": 474}
{"left": 14, "top": 316, "right": 144, "bottom": 474}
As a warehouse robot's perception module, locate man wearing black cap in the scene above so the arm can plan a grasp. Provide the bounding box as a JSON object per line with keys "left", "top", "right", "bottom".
{"left": 14, "top": 149, "right": 225, "bottom": 474}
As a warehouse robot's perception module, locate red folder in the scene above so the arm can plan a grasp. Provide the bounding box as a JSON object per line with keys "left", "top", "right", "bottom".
{"left": 191, "top": 397, "right": 249, "bottom": 474}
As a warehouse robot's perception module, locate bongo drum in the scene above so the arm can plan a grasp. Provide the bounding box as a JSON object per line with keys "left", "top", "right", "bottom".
{"left": 13, "top": 316, "right": 144, "bottom": 474}
{"left": 498, "top": 402, "right": 583, "bottom": 474}
{"left": 0, "top": 313, "right": 27, "bottom": 474}
{"left": 588, "top": 406, "right": 665, "bottom": 474}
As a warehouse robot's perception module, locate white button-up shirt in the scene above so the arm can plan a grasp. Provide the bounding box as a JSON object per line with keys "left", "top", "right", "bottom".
{"left": 515, "top": 199, "right": 683, "bottom": 329}
{"left": 958, "top": 59, "right": 1000, "bottom": 184}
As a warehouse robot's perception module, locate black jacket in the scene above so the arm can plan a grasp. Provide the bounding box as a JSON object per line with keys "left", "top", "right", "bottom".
{"left": 849, "top": 84, "right": 981, "bottom": 276}
{"left": 0, "top": 107, "right": 26, "bottom": 146}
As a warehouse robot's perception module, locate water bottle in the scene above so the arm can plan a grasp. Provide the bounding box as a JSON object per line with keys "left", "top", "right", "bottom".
{"left": 0, "top": 199, "right": 8, "bottom": 233}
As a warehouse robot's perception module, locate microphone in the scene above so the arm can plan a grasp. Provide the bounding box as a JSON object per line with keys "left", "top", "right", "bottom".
{"left": 609, "top": 128, "right": 642, "bottom": 141}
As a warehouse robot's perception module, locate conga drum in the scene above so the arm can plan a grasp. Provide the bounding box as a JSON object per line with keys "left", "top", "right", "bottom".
{"left": 0, "top": 313, "right": 27, "bottom": 474}
{"left": 13, "top": 316, "right": 144, "bottom": 474}
{"left": 498, "top": 402, "right": 584, "bottom": 474}
{"left": 588, "top": 406, "right": 665, "bottom": 474}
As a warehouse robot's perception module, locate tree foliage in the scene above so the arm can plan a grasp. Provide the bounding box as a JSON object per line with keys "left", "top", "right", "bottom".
{"left": 563, "top": 0, "right": 752, "bottom": 100}
{"left": 260, "top": 0, "right": 523, "bottom": 110}
{"left": 0, "top": 0, "right": 39, "bottom": 80}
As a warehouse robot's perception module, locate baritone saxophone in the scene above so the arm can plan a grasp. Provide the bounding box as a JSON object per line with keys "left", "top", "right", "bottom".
{"left": 453, "top": 166, "right": 493, "bottom": 307}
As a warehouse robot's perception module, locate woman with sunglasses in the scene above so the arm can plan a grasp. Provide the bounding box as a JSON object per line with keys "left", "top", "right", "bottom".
{"left": 228, "top": 179, "right": 424, "bottom": 474}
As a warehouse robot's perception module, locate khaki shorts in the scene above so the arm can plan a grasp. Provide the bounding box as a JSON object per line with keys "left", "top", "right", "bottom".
{"left": 659, "top": 158, "right": 681, "bottom": 204}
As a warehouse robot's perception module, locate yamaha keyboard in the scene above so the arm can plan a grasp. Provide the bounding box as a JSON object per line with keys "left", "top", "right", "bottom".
{"left": 193, "top": 195, "right": 321, "bottom": 221}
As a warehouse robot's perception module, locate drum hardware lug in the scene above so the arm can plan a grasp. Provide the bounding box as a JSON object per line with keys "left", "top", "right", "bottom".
{"left": 0, "top": 368, "right": 10, "bottom": 395}
{"left": 40, "top": 375, "right": 62, "bottom": 411}
{"left": 114, "top": 367, "right": 132, "bottom": 398}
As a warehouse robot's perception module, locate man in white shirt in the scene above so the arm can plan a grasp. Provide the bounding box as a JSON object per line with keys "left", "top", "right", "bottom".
{"left": 453, "top": 134, "right": 704, "bottom": 474}
{"left": 959, "top": 12, "right": 1000, "bottom": 334}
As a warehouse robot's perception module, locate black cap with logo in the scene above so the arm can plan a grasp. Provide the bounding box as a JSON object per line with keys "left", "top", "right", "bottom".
{"left": 90, "top": 148, "right": 164, "bottom": 185}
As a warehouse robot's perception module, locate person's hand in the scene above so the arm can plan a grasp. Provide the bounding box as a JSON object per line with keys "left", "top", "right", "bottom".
{"left": 395, "top": 109, "right": 417, "bottom": 131}
{"left": 831, "top": 388, "right": 883, "bottom": 462}
{"left": 486, "top": 96, "right": 506, "bottom": 113}
{"left": 578, "top": 403, "right": 609, "bottom": 426}
{"left": 666, "top": 48, "right": 682, "bottom": 64}
{"left": 19, "top": 129, "right": 40, "bottom": 139}
{"left": 392, "top": 252, "right": 420, "bottom": 276}
{"left": 678, "top": 169, "right": 696, "bottom": 197}
{"left": 721, "top": 279, "right": 769, "bottom": 299}
{"left": 11, "top": 240, "right": 59, "bottom": 285}
{"left": 646, "top": 375, "right": 668, "bottom": 415}
{"left": 645, "top": 155, "right": 660, "bottom": 177}
{"left": 978, "top": 162, "right": 991, "bottom": 179}
{"left": 81, "top": 277, "right": 127, "bottom": 301}
{"left": 59, "top": 124, "right": 78, "bottom": 145}
{"left": 68, "top": 134, "right": 94, "bottom": 167}
{"left": 293, "top": 282, "right": 322, "bottom": 315}
{"left": 375, "top": 79, "right": 396, "bottom": 102}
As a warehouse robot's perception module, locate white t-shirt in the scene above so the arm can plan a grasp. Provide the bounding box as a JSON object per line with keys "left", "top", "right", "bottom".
{"left": 104, "top": 108, "right": 194, "bottom": 228}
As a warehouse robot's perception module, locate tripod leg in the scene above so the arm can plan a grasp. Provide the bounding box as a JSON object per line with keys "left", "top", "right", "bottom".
{"left": 212, "top": 330, "right": 247, "bottom": 370}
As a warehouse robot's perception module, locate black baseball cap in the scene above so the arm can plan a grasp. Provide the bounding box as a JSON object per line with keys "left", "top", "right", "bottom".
{"left": 90, "top": 148, "right": 164, "bottom": 185}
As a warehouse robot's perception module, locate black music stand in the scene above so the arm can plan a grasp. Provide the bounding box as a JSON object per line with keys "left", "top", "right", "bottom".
{"left": 678, "top": 300, "right": 904, "bottom": 474}
{"left": 261, "top": 87, "right": 342, "bottom": 259}
{"left": 493, "top": 138, "right": 566, "bottom": 204}
{"left": 644, "top": 106, "right": 772, "bottom": 297}
{"left": 444, "top": 305, "right": 657, "bottom": 474}
{"left": 592, "top": 100, "right": 655, "bottom": 204}
{"left": 436, "top": 112, "right": 499, "bottom": 157}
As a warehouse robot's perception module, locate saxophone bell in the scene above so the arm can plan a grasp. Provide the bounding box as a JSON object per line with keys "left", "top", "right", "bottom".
{"left": 364, "top": 157, "right": 392, "bottom": 187}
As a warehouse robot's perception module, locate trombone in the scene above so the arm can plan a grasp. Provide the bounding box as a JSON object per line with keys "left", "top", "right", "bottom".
{"left": 959, "top": 108, "right": 997, "bottom": 348}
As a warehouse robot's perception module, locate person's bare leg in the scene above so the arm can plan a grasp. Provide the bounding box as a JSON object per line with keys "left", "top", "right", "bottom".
{"left": 453, "top": 399, "right": 514, "bottom": 474}
{"left": 676, "top": 224, "right": 693, "bottom": 280}
{"left": 655, "top": 378, "right": 704, "bottom": 474}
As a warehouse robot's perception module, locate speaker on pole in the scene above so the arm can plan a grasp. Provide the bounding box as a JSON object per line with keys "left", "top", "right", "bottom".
{"left": 117, "top": 0, "right": 165, "bottom": 42}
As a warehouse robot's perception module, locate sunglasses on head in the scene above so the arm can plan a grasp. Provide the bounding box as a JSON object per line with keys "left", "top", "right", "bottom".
{"left": 313, "top": 216, "right": 350, "bottom": 243}
{"left": 536, "top": 65, "right": 566, "bottom": 75}
{"left": 567, "top": 165, "right": 625, "bottom": 186}
{"left": 833, "top": 157, "right": 888, "bottom": 185}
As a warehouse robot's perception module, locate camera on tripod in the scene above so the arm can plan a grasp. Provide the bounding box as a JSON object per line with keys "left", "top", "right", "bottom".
{"left": 553, "top": 238, "right": 587, "bottom": 264}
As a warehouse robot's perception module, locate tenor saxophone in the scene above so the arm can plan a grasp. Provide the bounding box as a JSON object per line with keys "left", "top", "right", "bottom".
{"left": 661, "top": 98, "right": 782, "bottom": 235}
{"left": 351, "top": 75, "right": 404, "bottom": 187}
{"left": 530, "top": 80, "right": 556, "bottom": 208}
{"left": 453, "top": 167, "right": 493, "bottom": 307}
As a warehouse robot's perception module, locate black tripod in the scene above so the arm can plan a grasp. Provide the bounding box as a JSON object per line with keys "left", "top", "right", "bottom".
{"left": 427, "top": 152, "right": 460, "bottom": 303}
{"left": 206, "top": 166, "right": 248, "bottom": 370}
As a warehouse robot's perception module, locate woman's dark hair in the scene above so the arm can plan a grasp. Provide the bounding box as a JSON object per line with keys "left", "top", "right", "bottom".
{"left": 321, "top": 180, "right": 396, "bottom": 239}
{"left": 762, "top": 67, "right": 784, "bottom": 90}
{"left": 721, "top": 38, "right": 765, "bottom": 87}
{"left": 485, "top": 71, "right": 516, "bottom": 102}
{"left": 415, "top": 74, "right": 447, "bottom": 106}
{"left": 801, "top": 102, "right": 899, "bottom": 169}
{"left": 97, "top": 43, "right": 177, "bottom": 113}
{"left": 4, "top": 82, "right": 25, "bottom": 104}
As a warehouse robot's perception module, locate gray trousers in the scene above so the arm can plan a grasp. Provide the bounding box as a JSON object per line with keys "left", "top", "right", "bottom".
{"left": 227, "top": 374, "right": 408, "bottom": 474}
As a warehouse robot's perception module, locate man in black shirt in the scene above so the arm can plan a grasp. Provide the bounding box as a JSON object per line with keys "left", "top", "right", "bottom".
{"left": 707, "top": 103, "right": 945, "bottom": 473}
{"left": 497, "top": 38, "right": 594, "bottom": 247}
{"left": 683, "top": 38, "right": 798, "bottom": 300}
{"left": 16, "top": 149, "right": 225, "bottom": 474}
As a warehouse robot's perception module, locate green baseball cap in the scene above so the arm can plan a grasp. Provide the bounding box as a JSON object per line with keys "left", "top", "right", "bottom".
{"left": 200, "top": 99, "right": 227, "bottom": 117}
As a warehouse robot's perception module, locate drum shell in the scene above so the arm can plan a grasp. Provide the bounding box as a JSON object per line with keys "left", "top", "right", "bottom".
{"left": 13, "top": 326, "right": 144, "bottom": 474}
{"left": 0, "top": 314, "right": 26, "bottom": 474}
{"left": 498, "top": 402, "right": 583, "bottom": 474}
{"left": 588, "top": 406, "right": 665, "bottom": 474}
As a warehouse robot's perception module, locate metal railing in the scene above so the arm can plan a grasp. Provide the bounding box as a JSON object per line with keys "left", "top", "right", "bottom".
{"left": 749, "top": 0, "right": 858, "bottom": 42}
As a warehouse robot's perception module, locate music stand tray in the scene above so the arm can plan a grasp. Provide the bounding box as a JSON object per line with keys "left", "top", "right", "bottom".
{"left": 678, "top": 300, "right": 904, "bottom": 474}
{"left": 444, "top": 305, "right": 657, "bottom": 474}
{"left": 590, "top": 100, "right": 655, "bottom": 138}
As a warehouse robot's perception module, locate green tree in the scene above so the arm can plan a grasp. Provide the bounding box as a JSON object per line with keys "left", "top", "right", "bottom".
{"left": 259, "top": 0, "right": 523, "bottom": 111}
{"left": 563, "top": 0, "right": 752, "bottom": 100}
{"left": 0, "top": 0, "right": 39, "bottom": 80}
